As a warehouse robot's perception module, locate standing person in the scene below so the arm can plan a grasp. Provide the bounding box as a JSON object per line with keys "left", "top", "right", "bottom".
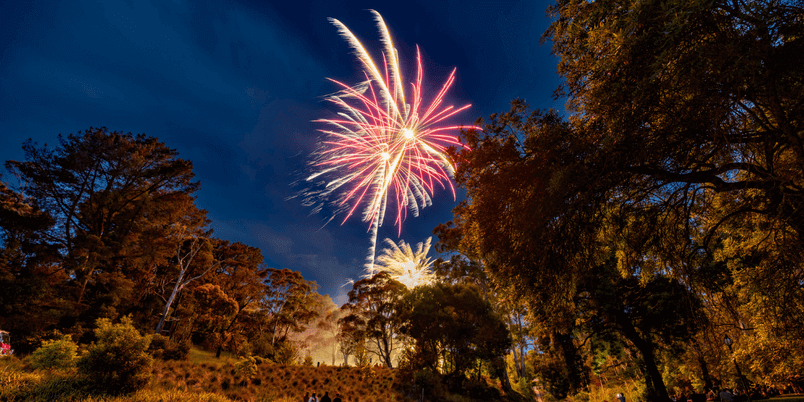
{"left": 333, "top": 393, "right": 342, "bottom": 402}
{"left": 303, "top": 392, "right": 310, "bottom": 402}
{"left": 320, "top": 391, "right": 332, "bottom": 402}
{"left": 309, "top": 392, "right": 318, "bottom": 402}
{"left": 617, "top": 392, "right": 626, "bottom": 402}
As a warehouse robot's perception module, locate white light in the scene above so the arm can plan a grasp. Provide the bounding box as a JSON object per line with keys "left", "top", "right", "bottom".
{"left": 403, "top": 128, "right": 415, "bottom": 139}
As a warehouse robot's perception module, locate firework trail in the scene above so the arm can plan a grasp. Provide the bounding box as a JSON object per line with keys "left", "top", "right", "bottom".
{"left": 300, "top": 10, "right": 477, "bottom": 269}
{"left": 368, "top": 237, "right": 436, "bottom": 289}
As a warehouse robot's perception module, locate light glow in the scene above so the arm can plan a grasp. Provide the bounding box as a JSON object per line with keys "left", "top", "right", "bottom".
{"left": 368, "top": 237, "right": 436, "bottom": 289}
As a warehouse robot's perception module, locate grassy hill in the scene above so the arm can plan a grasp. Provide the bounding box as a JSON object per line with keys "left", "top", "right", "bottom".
{"left": 0, "top": 349, "right": 410, "bottom": 402}
{"left": 1, "top": 347, "right": 524, "bottom": 402}
{"left": 151, "top": 357, "right": 407, "bottom": 402}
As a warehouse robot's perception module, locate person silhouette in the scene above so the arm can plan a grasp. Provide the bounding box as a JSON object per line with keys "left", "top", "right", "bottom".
{"left": 303, "top": 392, "right": 310, "bottom": 402}
{"left": 333, "top": 393, "right": 343, "bottom": 402}
{"left": 320, "top": 391, "right": 332, "bottom": 402}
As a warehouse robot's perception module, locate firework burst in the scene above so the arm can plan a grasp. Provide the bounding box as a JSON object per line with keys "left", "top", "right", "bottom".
{"left": 299, "top": 10, "right": 477, "bottom": 269}
{"left": 368, "top": 237, "right": 436, "bottom": 289}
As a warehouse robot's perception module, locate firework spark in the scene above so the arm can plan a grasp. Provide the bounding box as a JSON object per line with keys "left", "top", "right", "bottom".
{"left": 368, "top": 237, "right": 436, "bottom": 289}
{"left": 300, "top": 10, "right": 477, "bottom": 268}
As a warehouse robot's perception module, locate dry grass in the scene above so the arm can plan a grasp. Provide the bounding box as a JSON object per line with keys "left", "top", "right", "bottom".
{"left": 2, "top": 351, "right": 413, "bottom": 402}
{"left": 188, "top": 346, "right": 240, "bottom": 367}
{"left": 150, "top": 359, "right": 409, "bottom": 401}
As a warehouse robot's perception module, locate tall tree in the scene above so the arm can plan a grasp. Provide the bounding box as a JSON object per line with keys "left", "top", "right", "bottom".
{"left": 339, "top": 272, "right": 408, "bottom": 368}
{"left": 0, "top": 179, "right": 63, "bottom": 353}
{"left": 438, "top": 0, "right": 804, "bottom": 398}
{"left": 154, "top": 221, "right": 215, "bottom": 335}
{"left": 397, "top": 282, "right": 512, "bottom": 387}
{"left": 6, "top": 127, "right": 200, "bottom": 327}
{"left": 206, "top": 240, "right": 267, "bottom": 357}
{"left": 545, "top": 0, "right": 804, "bottom": 330}
{"left": 261, "top": 268, "right": 320, "bottom": 346}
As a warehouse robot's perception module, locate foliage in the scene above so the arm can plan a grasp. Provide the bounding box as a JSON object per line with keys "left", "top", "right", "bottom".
{"left": 0, "top": 180, "right": 62, "bottom": 355}
{"left": 438, "top": 0, "right": 804, "bottom": 394}
{"left": 260, "top": 268, "right": 321, "bottom": 346}
{"left": 202, "top": 240, "right": 267, "bottom": 358}
{"left": 397, "top": 282, "right": 512, "bottom": 382}
{"left": 259, "top": 339, "right": 299, "bottom": 366}
{"left": 303, "top": 355, "right": 314, "bottom": 367}
{"left": 339, "top": 272, "right": 408, "bottom": 368}
{"left": 235, "top": 355, "right": 260, "bottom": 379}
{"left": 77, "top": 316, "right": 154, "bottom": 395}
{"left": 6, "top": 127, "right": 200, "bottom": 331}
{"left": 148, "top": 334, "right": 190, "bottom": 361}
{"left": 29, "top": 334, "right": 78, "bottom": 370}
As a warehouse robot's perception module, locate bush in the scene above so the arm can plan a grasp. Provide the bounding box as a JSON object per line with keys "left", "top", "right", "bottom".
{"left": 149, "top": 334, "right": 191, "bottom": 361}
{"left": 235, "top": 355, "right": 259, "bottom": 379}
{"left": 76, "top": 315, "right": 153, "bottom": 395}
{"left": 30, "top": 334, "right": 78, "bottom": 370}
{"left": 263, "top": 340, "right": 298, "bottom": 365}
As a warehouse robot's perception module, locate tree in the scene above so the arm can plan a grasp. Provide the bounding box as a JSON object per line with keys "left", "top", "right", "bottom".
{"left": 204, "top": 240, "right": 267, "bottom": 357}
{"left": 0, "top": 179, "right": 65, "bottom": 353}
{"left": 433, "top": 254, "right": 535, "bottom": 391}
{"left": 339, "top": 272, "right": 407, "bottom": 368}
{"left": 440, "top": 0, "right": 804, "bottom": 395}
{"left": 575, "top": 260, "right": 704, "bottom": 399}
{"left": 154, "top": 215, "right": 214, "bottom": 335}
{"left": 77, "top": 316, "right": 153, "bottom": 395}
{"left": 337, "top": 329, "right": 358, "bottom": 366}
{"left": 188, "top": 283, "right": 238, "bottom": 353}
{"left": 545, "top": 0, "right": 804, "bottom": 334}
{"left": 6, "top": 127, "right": 200, "bottom": 328}
{"left": 261, "top": 268, "right": 320, "bottom": 346}
{"left": 294, "top": 293, "right": 344, "bottom": 365}
{"left": 397, "top": 282, "right": 512, "bottom": 387}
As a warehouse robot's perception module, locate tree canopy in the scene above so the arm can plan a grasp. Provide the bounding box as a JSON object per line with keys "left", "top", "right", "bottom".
{"left": 436, "top": 0, "right": 804, "bottom": 399}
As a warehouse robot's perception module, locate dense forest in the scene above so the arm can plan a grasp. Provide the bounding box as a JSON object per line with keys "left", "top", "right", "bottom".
{"left": 2, "top": 0, "right": 803, "bottom": 401}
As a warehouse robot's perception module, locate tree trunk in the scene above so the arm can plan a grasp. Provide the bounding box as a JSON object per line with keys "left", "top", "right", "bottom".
{"left": 215, "top": 337, "right": 224, "bottom": 358}
{"left": 156, "top": 271, "right": 185, "bottom": 334}
{"left": 693, "top": 342, "right": 714, "bottom": 390}
{"left": 216, "top": 307, "right": 245, "bottom": 358}
{"left": 77, "top": 274, "right": 91, "bottom": 305}
{"left": 638, "top": 341, "right": 670, "bottom": 402}
{"left": 618, "top": 317, "right": 669, "bottom": 401}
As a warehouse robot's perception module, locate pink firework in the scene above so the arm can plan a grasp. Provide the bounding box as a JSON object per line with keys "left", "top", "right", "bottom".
{"left": 302, "top": 10, "right": 477, "bottom": 268}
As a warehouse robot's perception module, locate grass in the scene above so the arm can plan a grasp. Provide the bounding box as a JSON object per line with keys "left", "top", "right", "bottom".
{"left": 149, "top": 359, "right": 409, "bottom": 401}
{"left": 188, "top": 346, "right": 240, "bottom": 367}
{"left": 2, "top": 349, "right": 517, "bottom": 402}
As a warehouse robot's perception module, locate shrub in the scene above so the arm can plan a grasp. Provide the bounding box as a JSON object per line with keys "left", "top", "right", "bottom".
{"left": 235, "top": 355, "right": 259, "bottom": 379}
{"left": 30, "top": 334, "right": 78, "bottom": 370}
{"left": 303, "top": 355, "right": 314, "bottom": 366}
{"left": 149, "top": 334, "right": 191, "bottom": 361}
{"left": 273, "top": 340, "right": 299, "bottom": 365}
{"left": 76, "top": 315, "right": 154, "bottom": 395}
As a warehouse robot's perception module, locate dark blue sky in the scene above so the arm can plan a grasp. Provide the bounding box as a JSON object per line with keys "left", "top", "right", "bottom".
{"left": 0, "top": 0, "right": 560, "bottom": 304}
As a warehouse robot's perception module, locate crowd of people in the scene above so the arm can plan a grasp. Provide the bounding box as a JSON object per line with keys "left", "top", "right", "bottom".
{"left": 604, "top": 378, "right": 803, "bottom": 402}
{"left": 670, "top": 380, "right": 803, "bottom": 402}
{"left": 302, "top": 391, "right": 343, "bottom": 402}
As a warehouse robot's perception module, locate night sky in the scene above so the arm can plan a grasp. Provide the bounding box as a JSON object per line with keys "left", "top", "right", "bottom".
{"left": 0, "top": 0, "right": 561, "bottom": 305}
